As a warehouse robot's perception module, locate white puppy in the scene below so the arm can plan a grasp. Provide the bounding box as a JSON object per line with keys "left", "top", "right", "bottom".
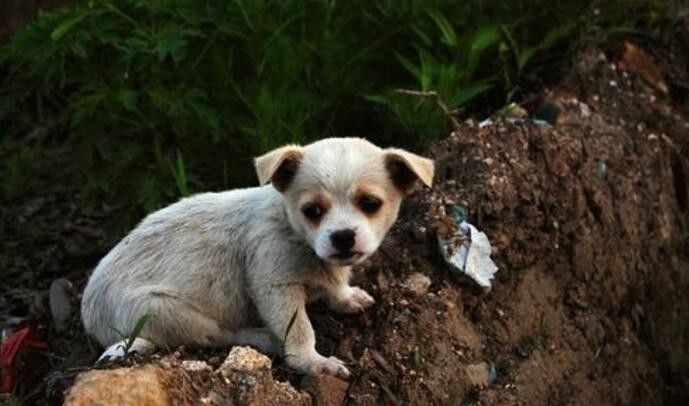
{"left": 81, "top": 137, "right": 433, "bottom": 378}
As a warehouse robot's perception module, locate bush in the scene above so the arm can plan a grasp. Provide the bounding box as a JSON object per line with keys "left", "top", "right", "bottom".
{"left": 0, "top": 0, "right": 665, "bottom": 218}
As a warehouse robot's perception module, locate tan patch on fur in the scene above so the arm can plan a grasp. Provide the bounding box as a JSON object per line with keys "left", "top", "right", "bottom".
{"left": 299, "top": 192, "right": 332, "bottom": 226}
{"left": 353, "top": 183, "right": 388, "bottom": 218}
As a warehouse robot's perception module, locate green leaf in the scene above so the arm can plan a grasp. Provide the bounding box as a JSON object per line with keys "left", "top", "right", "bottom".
{"left": 283, "top": 309, "right": 299, "bottom": 344}
{"left": 116, "top": 89, "right": 138, "bottom": 111}
{"left": 417, "top": 49, "right": 436, "bottom": 91}
{"left": 500, "top": 24, "right": 519, "bottom": 54}
{"left": 155, "top": 27, "right": 201, "bottom": 63}
{"left": 411, "top": 24, "right": 433, "bottom": 46}
{"left": 518, "top": 48, "right": 538, "bottom": 71}
{"left": 168, "top": 150, "right": 190, "bottom": 197}
{"left": 541, "top": 22, "right": 576, "bottom": 48}
{"left": 452, "top": 81, "right": 494, "bottom": 107}
{"left": 395, "top": 52, "right": 422, "bottom": 82}
{"left": 50, "top": 13, "right": 88, "bottom": 41}
{"left": 427, "top": 9, "right": 457, "bottom": 47}
{"left": 471, "top": 25, "right": 501, "bottom": 53}
{"left": 126, "top": 314, "right": 151, "bottom": 350}
{"left": 363, "top": 94, "right": 390, "bottom": 105}
{"left": 108, "top": 326, "right": 127, "bottom": 341}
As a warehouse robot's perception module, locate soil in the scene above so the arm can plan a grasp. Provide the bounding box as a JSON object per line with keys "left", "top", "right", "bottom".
{"left": 2, "top": 34, "right": 688, "bottom": 405}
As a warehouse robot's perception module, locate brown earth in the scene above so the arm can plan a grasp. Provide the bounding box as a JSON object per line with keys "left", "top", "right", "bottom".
{"left": 311, "top": 42, "right": 689, "bottom": 405}
{"left": 1, "top": 38, "right": 688, "bottom": 405}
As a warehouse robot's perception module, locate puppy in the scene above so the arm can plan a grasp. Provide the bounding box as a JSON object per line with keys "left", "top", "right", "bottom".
{"left": 81, "top": 137, "right": 433, "bottom": 378}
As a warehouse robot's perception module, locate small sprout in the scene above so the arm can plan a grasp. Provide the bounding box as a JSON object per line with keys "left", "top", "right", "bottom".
{"left": 126, "top": 314, "right": 152, "bottom": 354}
{"left": 282, "top": 309, "right": 299, "bottom": 359}
{"left": 108, "top": 314, "right": 152, "bottom": 359}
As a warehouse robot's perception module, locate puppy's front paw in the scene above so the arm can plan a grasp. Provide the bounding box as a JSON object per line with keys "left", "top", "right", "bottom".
{"left": 308, "top": 355, "right": 351, "bottom": 379}
{"left": 288, "top": 352, "right": 350, "bottom": 379}
{"left": 331, "top": 286, "right": 375, "bottom": 313}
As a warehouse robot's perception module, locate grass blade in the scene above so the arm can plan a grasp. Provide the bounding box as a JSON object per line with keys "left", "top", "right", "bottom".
{"left": 50, "top": 13, "right": 88, "bottom": 41}
{"left": 283, "top": 309, "right": 298, "bottom": 344}
{"left": 126, "top": 314, "right": 151, "bottom": 351}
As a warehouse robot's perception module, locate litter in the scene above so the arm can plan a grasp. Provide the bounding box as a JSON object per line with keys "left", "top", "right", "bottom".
{"left": 437, "top": 206, "right": 499, "bottom": 289}
{"left": 478, "top": 102, "right": 553, "bottom": 128}
{"left": 479, "top": 117, "right": 551, "bottom": 128}
{"left": 0, "top": 326, "right": 49, "bottom": 393}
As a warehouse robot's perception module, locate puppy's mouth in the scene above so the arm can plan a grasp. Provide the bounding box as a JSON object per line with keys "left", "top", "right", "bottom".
{"left": 329, "top": 251, "right": 363, "bottom": 263}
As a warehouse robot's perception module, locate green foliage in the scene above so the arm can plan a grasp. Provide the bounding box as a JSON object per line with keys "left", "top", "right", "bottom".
{"left": 0, "top": 0, "right": 669, "bottom": 221}
{"left": 168, "top": 149, "right": 191, "bottom": 197}
{"left": 1, "top": 141, "right": 41, "bottom": 200}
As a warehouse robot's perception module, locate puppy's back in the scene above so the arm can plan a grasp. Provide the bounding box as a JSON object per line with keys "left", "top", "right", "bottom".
{"left": 81, "top": 186, "right": 280, "bottom": 346}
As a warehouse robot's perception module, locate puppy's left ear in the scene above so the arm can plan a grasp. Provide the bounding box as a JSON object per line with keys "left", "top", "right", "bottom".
{"left": 384, "top": 148, "right": 435, "bottom": 194}
{"left": 254, "top": 145, "right": 304, "bottom": 192}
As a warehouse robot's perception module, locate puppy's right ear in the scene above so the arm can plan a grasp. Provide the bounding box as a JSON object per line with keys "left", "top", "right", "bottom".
{"left": 384, "top": 148, "right": 434, "bottom": 195}
{"left": 254, "top": 145, "right": 304, "bottom": 192}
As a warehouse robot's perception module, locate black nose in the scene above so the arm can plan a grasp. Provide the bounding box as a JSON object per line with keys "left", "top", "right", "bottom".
{"left": 330, "top": 229, "right": 356, "bottom": 252}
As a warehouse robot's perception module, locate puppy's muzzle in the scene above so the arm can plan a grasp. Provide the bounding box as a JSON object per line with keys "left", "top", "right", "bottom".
{"left": 330, "top": 229, "right": 357, "bottom": 258}
{"left": 330, "top": 229, "right": 355, "bottom": 251}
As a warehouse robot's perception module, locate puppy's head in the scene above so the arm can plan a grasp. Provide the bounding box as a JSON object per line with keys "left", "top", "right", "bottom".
{"left": 255, "top": 138, "right": 433, "bottom": 266}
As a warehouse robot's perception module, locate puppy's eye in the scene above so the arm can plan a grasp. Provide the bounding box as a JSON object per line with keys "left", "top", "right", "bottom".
{"left": 358, "top": 195, "right": 382, "bottom": 214}
{"left": 302, "top": 203, "right": 324, "bottom": 220}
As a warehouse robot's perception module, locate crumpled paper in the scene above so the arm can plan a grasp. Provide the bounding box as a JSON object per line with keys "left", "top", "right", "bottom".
{"left": 438, "top": 216, "right": 499, "bottom": 289}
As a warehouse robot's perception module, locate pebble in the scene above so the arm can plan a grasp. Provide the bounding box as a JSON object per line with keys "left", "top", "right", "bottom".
{"left": 465, "top": 362, "right": 492, "bottom": 388}
{"left": 403, "top": 273, "right": 432, "bottom": 296}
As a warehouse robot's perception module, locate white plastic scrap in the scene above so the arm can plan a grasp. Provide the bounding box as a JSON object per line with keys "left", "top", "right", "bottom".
{"left": 478, "top": 117, "right": 551, "bottom": 128}
{"left": 444, "top": 221, "right": 499, "bottom": 289}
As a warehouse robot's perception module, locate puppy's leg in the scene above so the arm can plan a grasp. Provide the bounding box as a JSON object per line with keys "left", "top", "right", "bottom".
{"left": 323, "top": 267, "right": 375, "bottom": 314}
{"left": 132, "top": 292, "right": 234, "bottom": 347}
{"left": 96, "top": 294, "right": 232, "bottom": 362}
{"left": 253, "top": 283, "right": 350, "bottom": 378}
{"left": 93, "top": 289, "right": 233, "bottom": 360}
{"left": 230, "top": 327, "right": 282, "bottom": 356}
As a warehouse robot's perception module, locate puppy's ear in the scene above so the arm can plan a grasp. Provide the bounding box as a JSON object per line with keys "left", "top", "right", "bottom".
{"left": 384, "top": 148, "right": 434, "bottom": 194}
{"left": 254, "top": 145, "right": 304, "bottom": 192}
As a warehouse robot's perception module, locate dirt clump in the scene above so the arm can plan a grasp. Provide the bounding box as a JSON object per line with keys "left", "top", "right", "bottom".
{"left": 64, "top": 347, "right": 312, "bottom": 405}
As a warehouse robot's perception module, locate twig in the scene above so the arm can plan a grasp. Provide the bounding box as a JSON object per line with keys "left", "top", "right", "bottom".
{"left": 394, "top": 88, "right": 461, "bottom": 130}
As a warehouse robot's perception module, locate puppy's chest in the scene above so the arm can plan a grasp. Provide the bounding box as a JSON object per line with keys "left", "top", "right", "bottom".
{"left": 300, "top": 265, "right": 340, "bottom": 301}
{"left": 305, "top": 283, "right": 329, "bottom": 303}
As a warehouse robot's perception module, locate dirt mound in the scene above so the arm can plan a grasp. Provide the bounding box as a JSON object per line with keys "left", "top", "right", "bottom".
{"left": 2, "top": 41, "right": 689, "bottom": 405}
{"left": 306, "top": 45, "right": 689, "bottom": 404}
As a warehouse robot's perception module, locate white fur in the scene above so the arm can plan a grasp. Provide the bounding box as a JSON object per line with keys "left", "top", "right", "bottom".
{"left": 81, "top": 137, "right": 433, "bottom": 378}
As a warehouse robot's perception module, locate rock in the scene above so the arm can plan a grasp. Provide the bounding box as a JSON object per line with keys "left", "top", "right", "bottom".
{"left": 465, "top": 362, "right": 491, "bottom": 388}
{"left": 618, "top": 41, "right": 669, "bottom": 95}
{"left": 49, "top": 278, "right": 74, "bottom": 333}
{"left": 301, "top": 374, "right": 349, "bottom": 406}
{"left": 403, "top": 273, "right": 431, "bottom": 296}
{"left": 376, "top": 271, "right": 390, "bottom": 293}
{"left": 220, "top": 347, "right": 311, "bottom": 405}
{"left": 65, "top": 347, "right": 311, "bottom": 405}
{"left": 64, "top": 364, "right": 172, "bottom": 406}
{"left": 218, "top": 345, "right": 272, "bottom": 379}
{"left": 370, "top": 349, "right": 396, "bottom": 375}
{"left": 181, "top": 360, "right": 212, "bottom": 372}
